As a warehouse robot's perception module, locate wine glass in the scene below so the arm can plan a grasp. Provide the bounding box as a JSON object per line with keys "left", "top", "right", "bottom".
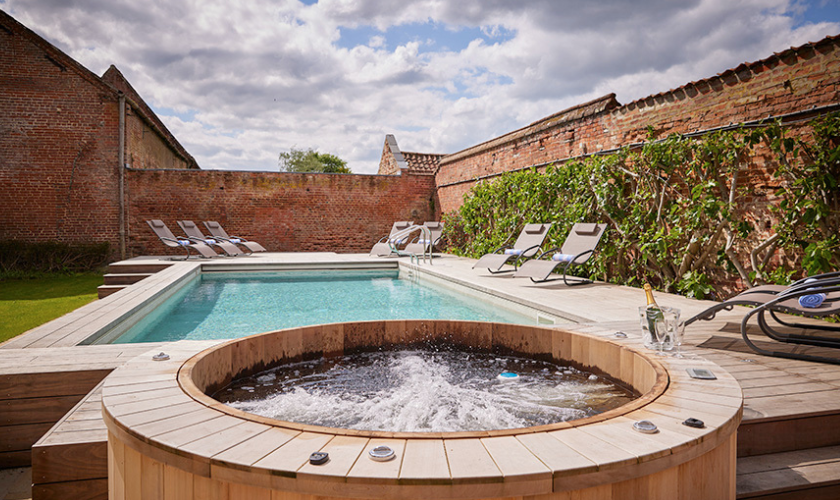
{"left": 653, "top": 317, "right": 669, "bottom": 356}
{"left": 672, "top": 321, "right": 686, "bottom": 358}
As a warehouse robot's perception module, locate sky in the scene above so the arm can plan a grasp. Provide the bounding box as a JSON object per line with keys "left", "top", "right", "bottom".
{"left": 3, "top": 0, "right": 840, "bottom": 173}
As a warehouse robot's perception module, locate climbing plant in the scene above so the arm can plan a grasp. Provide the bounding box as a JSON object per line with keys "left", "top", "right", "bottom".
{"left": 444, "top": 113, "right": 840, "bottom": 299}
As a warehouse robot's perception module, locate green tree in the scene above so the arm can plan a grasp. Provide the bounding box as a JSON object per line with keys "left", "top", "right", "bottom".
{"left": 278, "top": 148, "right": 351, "bottom": 173}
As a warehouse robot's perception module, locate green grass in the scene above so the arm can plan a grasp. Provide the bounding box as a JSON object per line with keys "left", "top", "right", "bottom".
{"left": 0, "top": 273, "right": 102, "bottom": 344}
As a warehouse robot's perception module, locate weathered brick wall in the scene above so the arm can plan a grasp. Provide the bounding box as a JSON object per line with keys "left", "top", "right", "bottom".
{"left": 122, "top": 108, "right": 192, "bottom": 170}
{"left": 101, "top": 65, "right": 198, "bottom": 171}
{"left": 378, "top": 139, "right": 400, "bottom": 175}
{"left": 127, "top": 169, "right": 436, "bottom": 255}
{"left": 435, "top": 38, "right": 840, "bottom": 215}
{"left": 0, "top": 13, "right": 121, "bottom": 246}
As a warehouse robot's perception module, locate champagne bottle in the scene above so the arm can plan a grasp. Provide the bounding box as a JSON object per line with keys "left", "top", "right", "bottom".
{"left": 643, "top": 283, "right": 665, "bottom": 348}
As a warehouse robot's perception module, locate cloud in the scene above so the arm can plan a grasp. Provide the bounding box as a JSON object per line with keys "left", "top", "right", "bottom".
{"left": 4, "top": 0, "right": 839, "bottom": 173}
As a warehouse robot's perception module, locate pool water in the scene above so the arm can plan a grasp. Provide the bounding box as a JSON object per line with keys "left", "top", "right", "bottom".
{"left": 215, "top": 346, "right": 635, "bottom": 432}
{"left": 104, "top": 270, "right": 535, "bottom": 344}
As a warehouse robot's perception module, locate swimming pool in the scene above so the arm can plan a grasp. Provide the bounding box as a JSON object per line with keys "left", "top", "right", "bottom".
{"left": 94, "top": 270, "right": 538, "bottom": 344}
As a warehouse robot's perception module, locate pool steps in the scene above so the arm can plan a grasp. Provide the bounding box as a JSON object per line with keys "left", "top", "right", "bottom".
{"left": 97, "top": 261, "right": 173, "bottom": 298}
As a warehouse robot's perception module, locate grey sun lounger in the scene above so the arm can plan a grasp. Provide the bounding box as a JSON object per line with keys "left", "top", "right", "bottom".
{"left": 472, "top": 223, "right": 552, "bottom": 274}
{"left": 147, "top": 220, "right": 218, "bottom": 259}
{"left": 203, "top": 221, "right": 267, "bottom": 253}
{"left": 370, "top": 221, "right": 414, "bottom": 257}
{"left": 512, "top": 223, "right": 607, "bottom": 285}
{"left": 685, "top": 272, "right": 840, "bottom": 364}
{"left": 177, "top": 220, "right": 243, "bottom": 256}
{"left": 403, "top": 221, "right": 445, "bottom": 255}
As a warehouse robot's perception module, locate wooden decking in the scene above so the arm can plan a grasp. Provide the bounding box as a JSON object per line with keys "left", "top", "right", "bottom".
{"left": 2, "top": 252, "right": 840, "bottom": 499}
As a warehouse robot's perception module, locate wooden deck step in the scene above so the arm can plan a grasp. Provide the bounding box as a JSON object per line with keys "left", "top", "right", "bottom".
{"left": 737, "top": 445, "right": 840, "bottom": 499}
{"left": 31, "top": 383, "right": 107, "bottom": 500}
{"left": 0, "top": 344, "right": 161, "bottom": 469}
{"left": 105, "top": 262, "right": 171, "bottom": 274}
{"left": 102, "top": 273, "right": 153, "bottom": 286}
{"left": 96, "top": 285, "right": 124, "bottom": 299}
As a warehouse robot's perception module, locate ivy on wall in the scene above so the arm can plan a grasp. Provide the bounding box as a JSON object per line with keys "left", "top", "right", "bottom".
{"left": 443, "top": 114, "right": 840, "bottom": 299}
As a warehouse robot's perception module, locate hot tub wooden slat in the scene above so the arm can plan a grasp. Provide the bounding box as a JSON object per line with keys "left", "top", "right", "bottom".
{"left": 130, "top": 409, "right": 221, "bottom": 439}
{"left": 399, "top": 439, "right": 449, "bottom": 482}
{"left": 102, "top": 379, "right": 179, "bottom": 398}
{"left": 254, "top": 432, "right": 334, "bottom": 473}
{"left": 117, "top": 402, "right": 198, "bottom": 427}
{"left": 107, "top": 393, "right": 195, "bottom": 417}
{"left": 347, "top": 439, "right": 406, "bottom": 481}
{"left": 213, "top": 427, "right": 301, "bottom": 468}
{"left": 298, "top": 435, "right": 369, "bottom": 478}
{"left": 104, "top": 386, "right": 184, "bottom": 406}
{"left": 181, "top": 421, "right": 270, "bottom": 459}
{"left": 480, "top": 435, "right": 551, "bottom": 479}
{"left": 154, "top": 416, "right": 242, "bottom": 449}
{"left": 666, "top": 386, "right": 743, "bottom": 408}
{"left": 548, "top": 427, "right": 637, "bottom": 469}
{"left": 444, "top": 439, "right": 500, "bottom": 481}
{"left": 229, "top": 483, "right": 270, "bottom": 500}
{"left": 577, "top": 416, "right": 679, "bottom": 462}
{"left": 164, "top": 464, "right": 193, "bottom": 498}
{"left": 642, "top": 399, "right": 733, "bottom": 429}
{"left": 515, "top": 432, "right": 597, "bottom": 475}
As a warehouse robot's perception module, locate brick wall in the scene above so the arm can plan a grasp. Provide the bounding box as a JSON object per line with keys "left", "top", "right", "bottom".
{"left": 435, "top": 37, "right": 840, "bottom": 216}
{"left": 0, "top": 13, "right": 121, "bottom": 245}
{"left": 127, "top": 169, "right": 436, "bottom": 255}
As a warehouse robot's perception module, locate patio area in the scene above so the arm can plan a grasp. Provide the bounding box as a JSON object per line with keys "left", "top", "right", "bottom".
{"left": 2, "top": 252, "right": 840, "bottom": 499}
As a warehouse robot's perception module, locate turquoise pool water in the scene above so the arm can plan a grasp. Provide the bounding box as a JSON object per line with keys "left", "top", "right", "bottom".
{"left": 103, "top": 270, "right": 534, "bottom": 344}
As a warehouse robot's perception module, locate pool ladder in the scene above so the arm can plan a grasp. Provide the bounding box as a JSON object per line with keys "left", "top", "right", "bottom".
{"left": 386, "top": 224, "right": 434, "bottom": 265}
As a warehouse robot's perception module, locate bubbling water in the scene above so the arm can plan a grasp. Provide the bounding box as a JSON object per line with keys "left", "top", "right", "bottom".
{"left": 215, "top": 347, "right": 635, "bottom": 433}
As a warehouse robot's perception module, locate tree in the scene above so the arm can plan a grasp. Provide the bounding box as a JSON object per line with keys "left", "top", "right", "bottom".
{"left": 279, "top": 147, "right": 351, "bottom": 173}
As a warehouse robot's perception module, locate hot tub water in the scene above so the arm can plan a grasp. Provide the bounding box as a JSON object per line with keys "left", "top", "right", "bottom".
{"left": 215, "top": 346, "right": 635, "bottom": 433}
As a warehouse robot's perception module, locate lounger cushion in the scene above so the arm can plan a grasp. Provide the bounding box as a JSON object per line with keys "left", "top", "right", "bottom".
{"left": 504, "top": 249, "right": 524, "bottom": 255}
{"left": 230, "top": 238, "right": 241, "bottom": 243}
{"left": 205, "top": 239, "right": 216, "bottom": 245}
{"left": 799, "top": 293, "right": 826, "bottom": 308}
{"left": 151, "top": 220, "right": 165, "bottom": 228}
{"left": 551, "top": 253, "right": 576, "bottom": 262}
{"left": 574, "top": 223, "right": 600, "bottom": 235}
{"left": 178, "top": 239, "right": 190, "bottom": 246}
{"left": 523, "top": 224, "right": 546, "bottom": 234}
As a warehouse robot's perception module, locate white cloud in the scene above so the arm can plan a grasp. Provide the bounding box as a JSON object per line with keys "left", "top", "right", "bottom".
{"left": 4, "top": 0, "right": 839, "bottom": 173}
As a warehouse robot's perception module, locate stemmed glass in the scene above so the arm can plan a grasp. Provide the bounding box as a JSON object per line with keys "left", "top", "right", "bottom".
{"left": 653, "top": 317, "right": 669, "bottom": 356}
{"left": 671, "top": 322, "right": 686, "bottom": 358}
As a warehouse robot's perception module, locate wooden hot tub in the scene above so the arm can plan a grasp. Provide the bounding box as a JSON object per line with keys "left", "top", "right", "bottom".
{"left": 103, "top": 320, "right": 742, "bottom": 499}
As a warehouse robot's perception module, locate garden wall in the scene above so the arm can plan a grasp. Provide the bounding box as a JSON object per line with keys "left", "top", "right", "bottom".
{"left": 435, "top": 36, "right": 840, "bottom": 216}
{"left": 126, "top": 169, "right": 436, "bottom": 255}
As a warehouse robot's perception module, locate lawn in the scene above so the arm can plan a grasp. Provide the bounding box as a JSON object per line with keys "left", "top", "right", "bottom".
{"left": 0, "top": 273, "right": 102, "bottom": 343}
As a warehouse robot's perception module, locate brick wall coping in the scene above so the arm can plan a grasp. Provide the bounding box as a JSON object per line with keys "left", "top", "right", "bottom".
{"left": 435, "top": 101, "right": 840, "bottom": 189}
{"left": 622, "top": 33, "right": 840, "bottom": 111}
{"left": 439, "top": 94, "right": 620, "bottom": 166}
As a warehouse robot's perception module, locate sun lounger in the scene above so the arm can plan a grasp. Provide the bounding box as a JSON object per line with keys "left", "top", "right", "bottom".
{"left": 512, "top": 223, "right": 607, "bottom": 285}
{"left": 685, "top": 273, "right": 840, "bottom": 364}
{"left": 147, "top": 220, "right": 217, "bottom": 260}
{"left": 177, "top": 220, "right": 242, "bottom": 256}
{"left": 370, "top": 221, "right": 414, "bottom": 257}
{"left": 472, "top": 223, "right": 552, "bottom": 274}
{"left": 203, "top": 221, "right": 267, "bottom": 253}
{"left": 403, "top": 221, "right": 445, "bottom": 255}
